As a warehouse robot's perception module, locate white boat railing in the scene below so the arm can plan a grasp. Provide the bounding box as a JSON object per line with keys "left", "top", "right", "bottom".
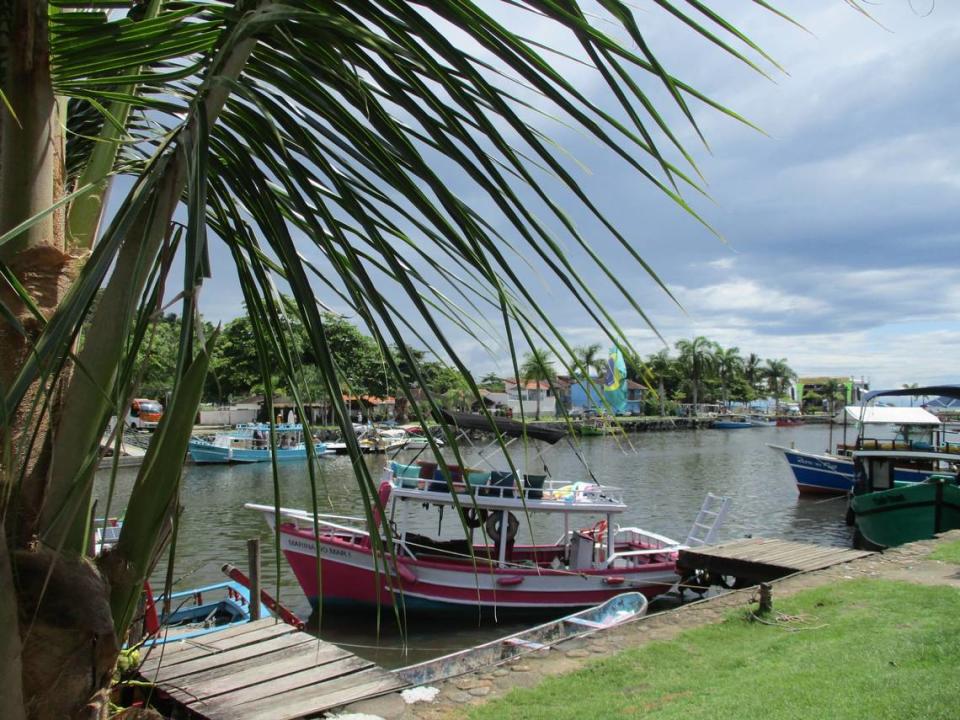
{"left": 244, "top": 503, "right": 369, "bottom": 537}
{"left": 385, "top": 467, "right": 624, "bottom": 507}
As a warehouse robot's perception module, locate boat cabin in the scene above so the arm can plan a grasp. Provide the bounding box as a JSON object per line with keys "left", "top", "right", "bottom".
{"left": 852, "top": 450, "right": 960, "bottom": 494}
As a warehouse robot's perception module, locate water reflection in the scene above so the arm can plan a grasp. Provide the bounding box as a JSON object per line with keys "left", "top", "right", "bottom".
{"left": 93, "top": 423, "right": 851, "bottom": 666}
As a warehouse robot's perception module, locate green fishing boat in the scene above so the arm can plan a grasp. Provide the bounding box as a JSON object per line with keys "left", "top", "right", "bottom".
{"left": 850, "top": 450, "right": 960, "bottom": 550}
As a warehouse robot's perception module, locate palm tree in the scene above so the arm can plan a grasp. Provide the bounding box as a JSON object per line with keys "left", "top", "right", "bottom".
{"left": 744, "top": 353, "right": 763, "bottom": 396}
{"left": 764, "top": 359, "right": 798, "bottom": 414}
{"left": 823, "top": 378, "right": 846, "bottom": 415}
{"left": 574, "top": 343, "right": 607, "bottom": 379}
{"left": 715, "top": 346, "right": 744, "bottom": 409}
{"left": 0, "top": 3, "right": 787, "bottom": 715}
{"left": 645, "top": 349, "right": 674, "bottom": 417}
{"left": 520, "top": 349, "right": 557, "bottom": 421}
{"left": 675, "top": 337, "right": 719, "bottom": 416}
{"left": 902, "top": 382, "right": 919, "bottom": 407}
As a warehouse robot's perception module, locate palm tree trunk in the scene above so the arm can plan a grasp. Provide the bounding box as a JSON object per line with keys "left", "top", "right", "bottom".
{"left": 0, "top": 522, "right": 25, "bottom": 720}
{"left": 0, "top": 0, "right": 74, "bottom": 505}
{"left": 657, "top": 379, "right": 666, "bottom": 417}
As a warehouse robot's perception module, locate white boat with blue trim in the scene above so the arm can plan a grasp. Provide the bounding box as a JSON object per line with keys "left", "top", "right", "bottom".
{"left": 770, "top": 387, "right": 960, "bottom": 494}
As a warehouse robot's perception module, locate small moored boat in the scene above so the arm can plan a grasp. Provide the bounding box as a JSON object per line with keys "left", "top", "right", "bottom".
{"left": 770, "top": 388, "right": 960, "bottom": 494}
{"left": 849, "top": 449, "right": 960, "bottom": 550}
{"left": 711, "top": 416, "right": 753, "bottom": 429}
{"left": 396, "top": 592, "right": 647, "bottom": 686}
{"left": 188, "top": 423, "right": 332, "bottom": 464}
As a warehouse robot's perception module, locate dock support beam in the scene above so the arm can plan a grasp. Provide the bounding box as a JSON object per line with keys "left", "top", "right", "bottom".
{"left": 248, "top": 538, "right": 261, "bottom": 621}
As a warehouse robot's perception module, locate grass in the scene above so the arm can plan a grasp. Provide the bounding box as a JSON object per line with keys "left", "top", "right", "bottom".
{"left": 929, "top": 539, "right": 960, "bottom": 564}
{"left": 469, "top": 580, "right": 960, "bottom": 720}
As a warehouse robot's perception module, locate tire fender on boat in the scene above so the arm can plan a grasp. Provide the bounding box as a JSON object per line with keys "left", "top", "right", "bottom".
{"left": 485, "top": 511, "right": 519, "bottom": 543}
{"left": 496, "top": 575, "right": 524, "bottom": 586}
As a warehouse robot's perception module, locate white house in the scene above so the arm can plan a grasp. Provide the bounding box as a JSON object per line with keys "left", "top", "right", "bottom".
{"left": 502, "top": 379, "right": 556, "bottom": 417}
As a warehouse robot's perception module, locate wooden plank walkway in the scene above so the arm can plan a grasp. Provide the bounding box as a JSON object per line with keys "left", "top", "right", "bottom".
{"left": 138, "top": 618, "right": 407, "bottom": 720}
{"left": 678, "top": 538, "right": 872, "bottom": 584}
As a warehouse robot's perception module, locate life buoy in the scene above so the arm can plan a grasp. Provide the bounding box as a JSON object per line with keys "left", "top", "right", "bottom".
{"left": 465, "top": 507, "right": 488, "bottom": 529}
{"left": 581, "top": 519, "right": 607, "bottom": 540}
{"left": 485, "top": 511, "right": 519, "bottom": 543}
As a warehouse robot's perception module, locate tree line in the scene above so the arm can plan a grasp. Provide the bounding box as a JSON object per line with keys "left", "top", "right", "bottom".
{"left": 136, "top": 311, "right": 472, "bottom": 408}
{"left": 139, "top": 317, "right": 800, "bottom": 418}
{"left": 513, "top": 338, "right": 800, "bottom": 417}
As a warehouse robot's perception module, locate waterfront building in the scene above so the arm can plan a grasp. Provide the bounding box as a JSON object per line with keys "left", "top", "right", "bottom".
{"left": 791, "top": 376, "right": 869, "bottom": 413}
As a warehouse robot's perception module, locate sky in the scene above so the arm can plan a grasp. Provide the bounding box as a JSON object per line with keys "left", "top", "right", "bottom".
{"left": 192, "top": 1, "right": 960, "bottom": 392}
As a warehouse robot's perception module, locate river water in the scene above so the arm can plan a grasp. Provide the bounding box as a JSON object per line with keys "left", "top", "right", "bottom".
{"left": 94, "top": 423, "right": 849, "bottom": 667}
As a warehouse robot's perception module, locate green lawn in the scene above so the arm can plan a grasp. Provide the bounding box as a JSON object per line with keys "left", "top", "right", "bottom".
{"left": 469, "top": 580, "right": 960, "bottom": 720}
{"left": 929, "top": 539, "right": 960, "bottom": 564}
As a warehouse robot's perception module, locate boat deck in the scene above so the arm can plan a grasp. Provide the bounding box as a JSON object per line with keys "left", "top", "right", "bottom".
{"left": 677, "top": 538, "right": 872, "bottom": 584}
{"left": 138, "top": 618, "right": 406, "bottom": 720}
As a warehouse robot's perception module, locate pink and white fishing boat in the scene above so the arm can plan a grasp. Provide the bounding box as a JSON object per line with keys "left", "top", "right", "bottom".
{"left": 247, "top": 412, "right": 729, "bottom": 616}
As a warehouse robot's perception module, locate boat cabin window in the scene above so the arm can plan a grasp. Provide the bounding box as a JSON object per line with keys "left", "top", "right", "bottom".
{"left": 867, "top": 459, "right": 895, "bottom": 491}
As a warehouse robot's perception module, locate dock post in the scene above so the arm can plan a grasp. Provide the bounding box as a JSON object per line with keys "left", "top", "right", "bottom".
{"left": 758, "top": 582, "right": 773, "bottom": 615}
{"left": 248, "top": 538, "right": 261, "bottom": 621}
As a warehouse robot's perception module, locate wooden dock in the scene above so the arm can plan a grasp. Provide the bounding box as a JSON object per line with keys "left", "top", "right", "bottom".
{"left": 138, "top": 618, "right": 406, "bottom": 720}
{"left": 678, "top": 538, "right": 872, "bottom": 585}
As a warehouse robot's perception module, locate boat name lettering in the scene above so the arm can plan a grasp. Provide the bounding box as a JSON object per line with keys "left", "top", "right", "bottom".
{"left": 283, "top": 536, "right": 351, "bottom": 558}
{"left": 793, "top": 456, "right": 838, "bottom": 472}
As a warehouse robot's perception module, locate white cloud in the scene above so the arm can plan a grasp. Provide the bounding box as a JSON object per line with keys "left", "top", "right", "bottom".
{"left": 677, "top": 278, "right": 827, "bottom": 316}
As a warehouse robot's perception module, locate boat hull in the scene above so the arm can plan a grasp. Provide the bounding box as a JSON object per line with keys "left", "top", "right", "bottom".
{"left": 712, "top": 421, "right": 753, "bottom": 429}
{"left": 278, "top": 524, "right": 677, "bottom": 616}
{"left": 769, "top": 445, "right": 936, "bottom": 494}
{"left": 396, "top": 591, "right": 647, "bottom": 685}
{"left": 851, "top": 479, "right": 960, "bottom": 549}
{"left": 188, "top": 441, "right": 329, "bottom": 464}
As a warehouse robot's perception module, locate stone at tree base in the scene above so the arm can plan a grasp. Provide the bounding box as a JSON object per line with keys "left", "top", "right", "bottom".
{"left": 15, "top": 548, "right": 118, "bottom": 720}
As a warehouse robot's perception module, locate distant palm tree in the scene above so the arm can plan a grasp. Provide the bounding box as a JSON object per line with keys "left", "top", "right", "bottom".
{"left": 574, "top": 343, "right": 607, "bottom": 378}
{"left": 744, "top": 353, "right": 763, "bottom": 395}
{"left": 823, "top": 378, "right": 845, "bottom": 415}
{"left": 676, "top": 337, "right": 718, "bottom": 416}
{"left": 902, "top": 382, "right": 919, "bottom": 406}
{"left": 521, "top": 349, "right": 557, "bottom": 421}
{"left": 715, "top": 346, "right": 744, "bottom": 408}
{"left": 764, "top": 359, "right": 797, "bottom": 414}
{"left": 646, "top": 349, "right": 673, "bottom": 417}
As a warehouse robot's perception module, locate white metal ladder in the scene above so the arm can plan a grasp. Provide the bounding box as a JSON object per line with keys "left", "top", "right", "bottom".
{"left": 683, "top": 492, "right": 732, "bottom": 548}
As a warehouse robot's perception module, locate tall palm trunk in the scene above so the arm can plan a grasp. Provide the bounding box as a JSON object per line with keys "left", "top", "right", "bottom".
{"left": 1, "top": 4, "right": 263, "bottom": 716}
{"left": 0, "top": 5, "right": 107, "bottom": 719}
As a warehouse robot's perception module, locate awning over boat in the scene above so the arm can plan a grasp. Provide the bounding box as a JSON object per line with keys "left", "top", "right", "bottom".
{"left": 440, "top": 411, "right": 567, "bottom": 444}
{"left": 863, "top": 385, "right": 960, "bottom": 403}
{"left": 833, "top": 406, "right": 942, "bottom": 426}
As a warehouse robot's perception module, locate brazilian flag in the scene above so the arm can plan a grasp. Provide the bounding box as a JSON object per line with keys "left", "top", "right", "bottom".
{"left": 603, "top": 346, "right": 627, "bottom": 414}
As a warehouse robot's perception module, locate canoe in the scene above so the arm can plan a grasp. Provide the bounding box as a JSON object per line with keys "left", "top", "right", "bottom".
{"left": 394, "top": 592, "right": 647, "bottom": 686}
